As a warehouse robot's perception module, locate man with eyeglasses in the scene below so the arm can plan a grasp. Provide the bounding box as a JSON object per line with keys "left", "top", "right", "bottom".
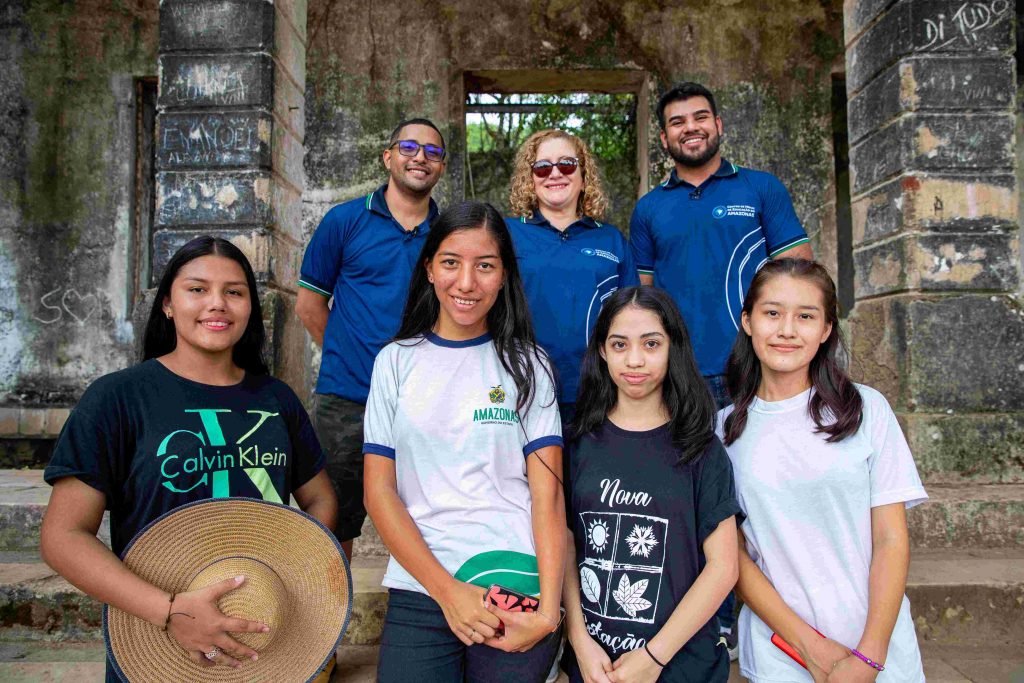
{"left": 296, "top": 118, "right": 446, "bottom": 560}
{"left": 630, "top": 82, "right": 812, "bottom": 662}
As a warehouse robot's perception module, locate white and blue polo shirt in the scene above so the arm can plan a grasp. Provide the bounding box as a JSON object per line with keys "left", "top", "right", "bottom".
{"left": 630, "top": 159, "right": 808, "bottom": 377}
{"left": 507, "top": 214, "right": 640, "bottom": 405}
{"left": 299, "top": 184, "right": 437, "bottom": 404}
{"left": 363, "top": 332, "right": 562, "bottom": 597}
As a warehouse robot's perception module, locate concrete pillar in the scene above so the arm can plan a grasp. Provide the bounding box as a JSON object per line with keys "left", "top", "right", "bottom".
{"left": 844, "top": 0, "right": 1023, "bottom": 482}
{"left": 154, "top": 0, "right": 309, "bottom": 392}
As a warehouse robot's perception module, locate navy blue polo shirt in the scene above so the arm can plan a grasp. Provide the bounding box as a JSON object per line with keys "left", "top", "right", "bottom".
{"left": 630, "top": 159, "right": 808, "bottom": 378}
{"left": 508, "top": 214, "right": 640, "bottom": 405}
{"left": 300, "top": 184, "right": 437, "bottom": 403}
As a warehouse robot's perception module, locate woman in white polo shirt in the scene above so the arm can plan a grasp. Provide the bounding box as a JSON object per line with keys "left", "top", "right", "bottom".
{"left": 363, "top": 201, "right": 565, "bottom": 683}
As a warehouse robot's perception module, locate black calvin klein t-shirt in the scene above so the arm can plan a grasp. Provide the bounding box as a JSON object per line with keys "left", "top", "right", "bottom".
{"left": 565, "top": 420, "right": 741, "bottom": 682}
{"left": 45, "top": 360, "right": 324, "bottom": 557}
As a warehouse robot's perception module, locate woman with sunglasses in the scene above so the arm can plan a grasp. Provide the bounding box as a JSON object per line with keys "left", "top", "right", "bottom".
{"left": 507, "top": 130, "right": 639, "bottom": 425}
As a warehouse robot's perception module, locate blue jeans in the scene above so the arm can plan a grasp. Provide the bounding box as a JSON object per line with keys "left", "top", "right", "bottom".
{"left": 704, "top": 374, "right": 736, "bottom": 631}
{"left": 378, "top": 588, "right": 563, "bottom": 683}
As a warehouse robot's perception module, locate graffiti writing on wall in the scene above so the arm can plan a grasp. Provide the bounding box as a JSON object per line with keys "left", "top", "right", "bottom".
{"left": 33, "top": 287, "right": 114, "bottom": 325}
{"left": 164, "top": 63, "right": 249, "bottom": 105}
{"left": 159, "top": 114, "right": 265, "bottom": 167}
{"left": 920, "top": 1, "right": 1010, "bottom": 51}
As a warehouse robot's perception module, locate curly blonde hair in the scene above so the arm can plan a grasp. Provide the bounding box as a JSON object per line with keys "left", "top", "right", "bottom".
{"left": 508, "top": 129, "right": 608, "bottom": 221}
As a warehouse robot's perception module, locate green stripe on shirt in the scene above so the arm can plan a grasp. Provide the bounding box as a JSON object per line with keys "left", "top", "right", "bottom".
{"left": 769, "top": 237, "right": 810, "bottom": 258}
{"left": 298, "top": 280, "right": 331, "bottom": 297}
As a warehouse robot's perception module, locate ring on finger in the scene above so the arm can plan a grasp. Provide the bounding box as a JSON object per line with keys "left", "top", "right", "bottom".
{"left": 204, "top": 646, "right": 221, "bottom": 661}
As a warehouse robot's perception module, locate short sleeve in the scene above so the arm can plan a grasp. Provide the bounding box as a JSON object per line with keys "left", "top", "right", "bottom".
{"left": 758, "top": 173, "right": 808, "bottom": 258}
{"left": 520, "top": 351, "right": 563, "bottom": 457}
{"left": 299, "top": 205, "right": 347, "bottom": 297}
{"left": 629, "top": 201, "right": 655, "bottom": 276}
{"left": 695, "top": 438, "right": 743, "bottom": 544}
{"left": 862, "top": 387, "right": 928, "bottom": 509}
{"left": 616, "top": 230, "right": 641, "bottom": 288}
{"left": 270, "top": 381, "right": 325, "bottom": 491}
{"left": 43, "top": 380, "right": 121, "bottom": 502}
{"left": 363, "top": 345, "right": 400, "bottom": 459}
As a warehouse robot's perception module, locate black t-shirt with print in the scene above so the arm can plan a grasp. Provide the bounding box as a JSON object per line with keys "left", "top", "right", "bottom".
{"left": 565, "top": 420, "right": 741, "bottom": 683}
{"left": 45, "top": 359, "right": 325, "bottom": 557}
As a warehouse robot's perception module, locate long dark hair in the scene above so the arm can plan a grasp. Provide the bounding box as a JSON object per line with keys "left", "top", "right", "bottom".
{"left": 395, "top": 201, "right": 552, "bottom": 416}
{"left": 571, "top": 286, "right": 715, "bottom": 465}
{"left": 723, "top": 258, "right": 862, "bottom": 445}
{"left": 142, "top": 236, "right": 268, "bottom": 374}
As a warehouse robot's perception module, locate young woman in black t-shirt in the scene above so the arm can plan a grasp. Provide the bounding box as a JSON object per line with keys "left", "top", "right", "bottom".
{"left": 562, "top": 286, "right": 740, "bottom": 683}
{"left": 40, "top": 237, "right": 337, "bottom": 679}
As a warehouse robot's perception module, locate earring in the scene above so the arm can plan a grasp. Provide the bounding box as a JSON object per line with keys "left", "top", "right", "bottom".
{"left": 428, "top": 276, "right": 434, "bottom": 283}
{"left": 165, "top": 311, "right": 172, "bottom": 319}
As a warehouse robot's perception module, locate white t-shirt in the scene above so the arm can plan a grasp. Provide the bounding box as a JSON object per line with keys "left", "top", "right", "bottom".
{"left": 717, "top": 385, "right": 927, "bottom": 683}
{"left": 364, "top": 332, "right": 562, "bottom": 596}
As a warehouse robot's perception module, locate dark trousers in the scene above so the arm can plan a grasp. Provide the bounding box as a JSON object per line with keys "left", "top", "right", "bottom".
{"left": 378, "top": 589, "right": 562, "bottom": 683}
{"left": 312, "top": 393, "right": 367, "bottom": 541}
{"left": 704, "top": 374, "right": 736, "bottom": 631}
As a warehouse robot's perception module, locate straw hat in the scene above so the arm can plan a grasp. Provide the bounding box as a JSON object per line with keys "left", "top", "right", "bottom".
{"left": 104, "top": 498, "right": 352, "bottom": 683}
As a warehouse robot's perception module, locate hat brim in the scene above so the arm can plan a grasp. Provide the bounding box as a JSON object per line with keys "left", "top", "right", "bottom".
{"left": 103, "top": 498, "right": 352, "bottom": 683}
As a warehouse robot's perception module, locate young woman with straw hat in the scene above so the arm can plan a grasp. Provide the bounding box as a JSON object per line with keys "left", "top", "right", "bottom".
{"left": 40, "top": 236, "right": 341, "bottom": 682}
{"left": 363, "top": 201, "right": 566, "bottom": 682}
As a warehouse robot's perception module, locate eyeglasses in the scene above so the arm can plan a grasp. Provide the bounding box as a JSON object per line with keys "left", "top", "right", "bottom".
{"left": 389, "top": 139, "right": 446, "bottom": 162}
{"left": 531, "top": 157, "right": 579, "bottom": 179}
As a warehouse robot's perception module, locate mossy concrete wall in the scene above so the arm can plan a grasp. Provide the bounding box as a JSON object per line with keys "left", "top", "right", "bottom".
{"left": 0, "top": 0, "right": 159, "bottom": 408}
{"left": 302, "top": 0, "right": 845, "bottom": 274}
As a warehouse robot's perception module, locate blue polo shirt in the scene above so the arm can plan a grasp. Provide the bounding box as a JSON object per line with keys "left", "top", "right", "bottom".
{"left": 508, "top": 214, "right": 639, "bottom": 404}
{"left": 300, "top": 184, "right": 437, "bottom": 403}
{"left": 630, "top": 159, "right": 808, "bottom": 377}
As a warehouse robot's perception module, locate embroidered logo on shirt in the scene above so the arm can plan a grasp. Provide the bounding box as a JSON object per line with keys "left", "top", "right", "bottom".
{"left": 580, "top": 247, "right": 621, "bottom": 263}
{"left": 488, "top": 385, "right": 506, "bottom": 404}
{"left": 713, "top": 204, "right": 756, "bottom": 219}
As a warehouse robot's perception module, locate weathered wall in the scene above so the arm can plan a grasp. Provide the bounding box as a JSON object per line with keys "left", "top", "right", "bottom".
{"left": 844, "top": 0, "right": 1023, "bottom": 483}
{"left": 302, "top": 0, "right": 845, "bottom": 274}
{"left": 0, "top": 0, "right": 159, "bottom": 415}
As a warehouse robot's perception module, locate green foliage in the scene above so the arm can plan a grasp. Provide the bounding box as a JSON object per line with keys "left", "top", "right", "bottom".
{"left": 465, "top": 93, "right": 638, "bottom": 230}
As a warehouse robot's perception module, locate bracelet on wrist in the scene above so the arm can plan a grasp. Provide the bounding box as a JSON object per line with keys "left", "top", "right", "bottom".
{"left": 644, "top": 642, "right": 667, "bottom": 668}
{"left": 850, "top": 648, "right": 885, "bottom": 672}
{"left": 161, "top": 593, "right": 176, "bottom": 631}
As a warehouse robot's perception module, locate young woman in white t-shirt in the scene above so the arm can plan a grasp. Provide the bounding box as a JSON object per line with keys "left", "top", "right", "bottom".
{"left": 717, "top": 259, "right": 927, "bottom": 683}
{"left": 363, "top": 201, "right": 566, "bottom": 682}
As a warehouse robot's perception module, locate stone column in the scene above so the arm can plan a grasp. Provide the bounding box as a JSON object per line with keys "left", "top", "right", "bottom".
{"left": 844, "top": 0, "right": 1022, "bottom": 483}
{"left": 154, "top": 0, "right": 309, "bottom": 392}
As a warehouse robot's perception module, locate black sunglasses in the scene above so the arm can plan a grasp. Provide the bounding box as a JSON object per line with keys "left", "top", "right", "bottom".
{"left": 390, "top": 139, "right": 446, "bottom": 162}
{"left": 531, "top": 157, "right": 579, "bottom": 179}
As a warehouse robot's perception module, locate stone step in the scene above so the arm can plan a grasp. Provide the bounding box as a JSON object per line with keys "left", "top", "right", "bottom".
{"left": 3, "top": 548, "right": 1021, "bottom": 651}
{"left": 0, "top": 552, "right": 389, "bottom": 646}
{"left": 7, "top": 471, "right": 1024, "bottom": 554}
{"left": 908, "top": 548, "right": 1024, "bottom": 646}
{"left": 908, "top": 483, "right": 1024, "bottom": 548}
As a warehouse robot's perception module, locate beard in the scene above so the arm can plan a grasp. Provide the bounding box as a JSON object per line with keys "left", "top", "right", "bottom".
{"left": 667, "top": 130, "right": 721, "bottom": 168}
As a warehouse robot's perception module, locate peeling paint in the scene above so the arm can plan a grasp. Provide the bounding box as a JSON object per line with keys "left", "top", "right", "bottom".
{"left": 215, "top": 184, "right": 240, "bottom": 208}
{"left": 922, "top": 243, "right": 984, "bottom": 283}
{"left": 916, "top": 125, "right": 949, "bottom": 158}
{"left": 868, "top": 252, "right": 903, "bottom": 288}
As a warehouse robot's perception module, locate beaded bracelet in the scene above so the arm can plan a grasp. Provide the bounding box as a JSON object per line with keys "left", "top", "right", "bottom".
{"left": 850, "top": 648, "right": 885, "bottom": 672}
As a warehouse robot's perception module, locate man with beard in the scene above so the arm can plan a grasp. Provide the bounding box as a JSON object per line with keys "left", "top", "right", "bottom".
{"left": 631, "top": 82, "right": 812, "bottom": 407}
{"left": 296, "top": 118, "right": 446, "bottom": 560}
{"left": 629, "top": 83, "right": 811, "bottom": 662}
